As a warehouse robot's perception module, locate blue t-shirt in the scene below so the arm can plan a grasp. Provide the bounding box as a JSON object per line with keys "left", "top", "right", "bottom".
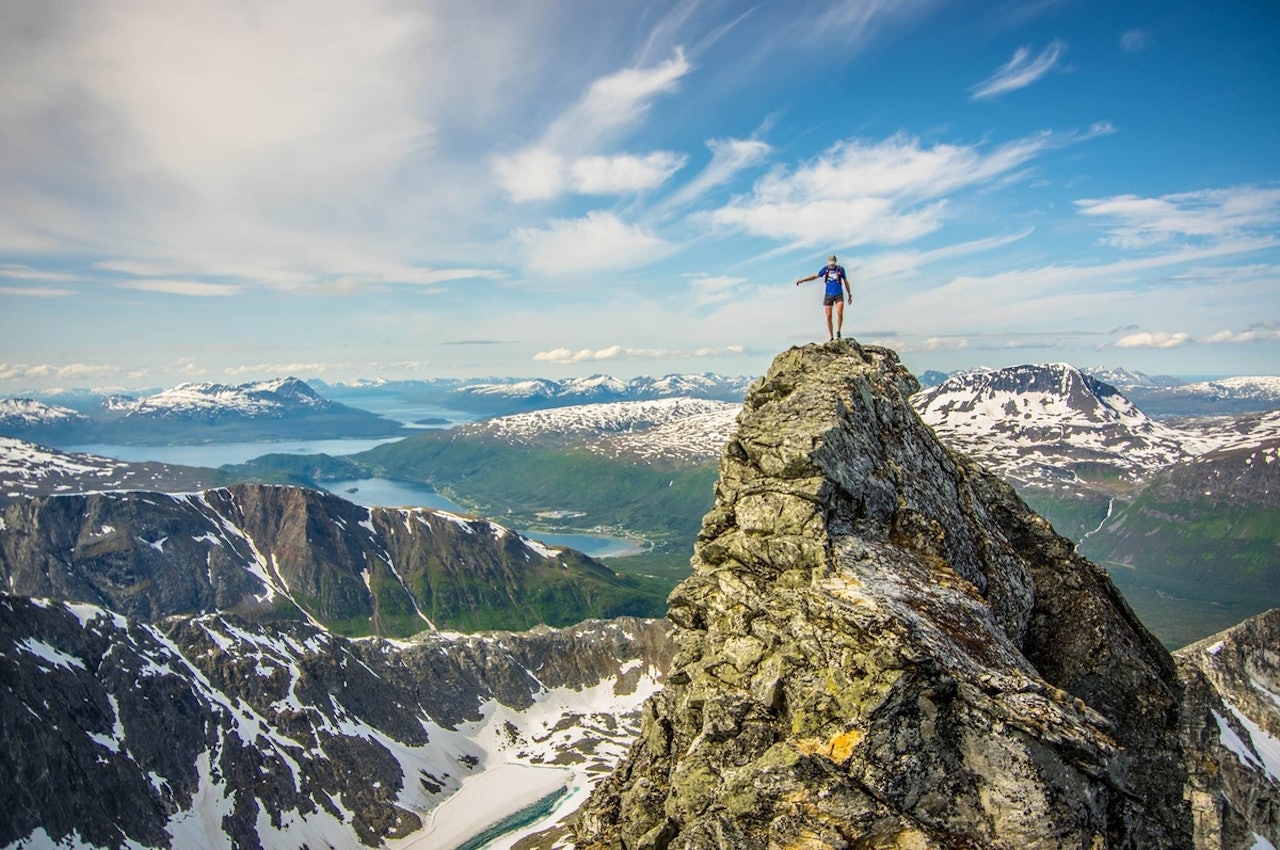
{"left": 820, "top": 264, "right": 846, "bottom": 297}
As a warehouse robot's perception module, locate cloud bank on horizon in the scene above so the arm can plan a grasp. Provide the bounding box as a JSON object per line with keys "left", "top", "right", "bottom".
{"left": 1, "top": 0, "right": 1277, "bottom": 389}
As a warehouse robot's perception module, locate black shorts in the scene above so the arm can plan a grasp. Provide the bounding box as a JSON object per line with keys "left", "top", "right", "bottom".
{"left": 823, "top": 293, "right": 844, "bottom": 306}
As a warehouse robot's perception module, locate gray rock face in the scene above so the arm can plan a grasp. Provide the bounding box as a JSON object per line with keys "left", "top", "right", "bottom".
{"left": 575, "top": 341, "right": 1193, "bottom": 849}
{"left": 1177, "top": 609, "right": 1280, "bottom": 849}
{"left": 0, "top": 483, "right": 665, "bottom": 635}
{"left": 0, "top": 595, "right": 673, "bottom": 849}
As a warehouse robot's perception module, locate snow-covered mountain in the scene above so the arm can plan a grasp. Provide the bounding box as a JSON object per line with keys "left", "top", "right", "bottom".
{"left": 462, "top": 397, "right": 742, "bottom": 461}
{"left": 0, "top": 438, "right": 223, "bottom": 504}
{"left": 911, "top": 363, "right": 1191, "bottom": 487}
{"left": 1081, "top": 366, "right": 1185, "bottom": 390}
{"left": 1, "top": 377, "right": 403, "bottom": 444}
{"left": 0, "top": 596, "right": 669, "bottom": 850}
{"left": 124, "top": 376, "right": 336, "bottom": 420}
{"left": 1167, "top": 375, "right": 1280, "bottom": 403}
{"left": 0, "top": 398, "right": 88, "bottom": 428}
{"left": 451, "top": 372, "right": 752, "bottom": 410}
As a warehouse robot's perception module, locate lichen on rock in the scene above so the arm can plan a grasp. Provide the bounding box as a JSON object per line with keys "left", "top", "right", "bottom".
{"left": 575, "top": 340, "right": 1193, "bottom": 849}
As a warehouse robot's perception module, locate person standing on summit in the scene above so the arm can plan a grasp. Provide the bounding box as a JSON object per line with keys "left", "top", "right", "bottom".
{"left": 795, "top": 254, "right": 852, "bottom": 341}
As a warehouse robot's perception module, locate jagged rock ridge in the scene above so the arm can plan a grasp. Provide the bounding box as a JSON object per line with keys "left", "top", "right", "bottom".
{"left": 1177, "top": 609, "right": 1280, "bottom": 848}
{"left": 576, "top": 341, "right": 1194, "bottom": 849}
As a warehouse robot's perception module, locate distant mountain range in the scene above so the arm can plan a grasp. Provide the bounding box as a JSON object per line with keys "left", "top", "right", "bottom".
{"left": 0, "top": 377, "right": 404, "bottom": 445}
{"left": 460, "top": 397, "right": 741, "bottom": 461}
{"left": 3, "top": 345, "right": 1279, "bottom": 849}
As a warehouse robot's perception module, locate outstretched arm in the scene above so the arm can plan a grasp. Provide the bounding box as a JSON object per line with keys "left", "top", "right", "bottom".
{"left": 795, "top": 273, "right": 819, "bottom": 286}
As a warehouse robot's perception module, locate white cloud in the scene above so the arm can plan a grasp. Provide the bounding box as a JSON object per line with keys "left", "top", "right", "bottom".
{"left": 1077, "top": 186, "right": 1280, "bottom": 250}
{"left": 661, "top": 137, "right": 772, "bottom": 210}
{"left": 0, "top": 286, "right": 74, "bottom": 297}
{"left": 0, "top": 362, "right": 121, "bottom": 383}
{"left": 1200, "top": 323, "right": 1280, "bottom": 344}
{"left": 542, "top": 49, "right": 691, "bottom": 152}
{"left": 515, "top": 211, "right": 673, "bottom": 276}
{"left": 224, "top": 363, "right": 337, "bottom": 376}
{"left": 492, "top": 148, "right": 568, "bottom": 203}
{"left": 688, "top": 274, "right": 746, "bottom": 306}
{"left": 117, "top": 280, "right": 244, "bottom": 297}
{"left": 533, "top": 344, "right": 744, "bottom": 363}
{"left": 494, "top": 49, "right": 692, "bottom": 202}
{"left": 0, "top": 264, "right": 82, "bottom": 283}
{"left": 970, "top": 40, "right": 1066, "bottom": 101}
{"left": 1114, "top": 331, "right": 1192, "bottom": 349}
{"left": 706, "top": 132, "right": 1059, "bottom": 247}
{"left": 1121, "top": 29, "right": 1151, "bottom": 52}
{"left": 570, "top": 152, "right": 687, "bottom": 195}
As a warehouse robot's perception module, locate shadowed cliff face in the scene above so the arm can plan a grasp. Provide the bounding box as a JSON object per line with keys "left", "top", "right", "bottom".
{"left": 1177, "top": 610, "right": 1280, "bottom": 849}
{"left": 576, "top": 341, "right": 1193, "bottom": 850}
{"left": 0, "top": 483, "right": 664, "bottom": 635}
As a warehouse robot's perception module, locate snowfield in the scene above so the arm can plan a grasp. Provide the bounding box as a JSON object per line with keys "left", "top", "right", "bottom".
{"left": 125, "top": 377, "right": 332, "bottom": 418}
{"left": 0, "top": 398, "right": 86, "bottom": 427}
{"left": 911, "top": 364, "right": 1280, "bottom": 488}
{"left": 464, "top": 397, "right": 742, "bottom": 461}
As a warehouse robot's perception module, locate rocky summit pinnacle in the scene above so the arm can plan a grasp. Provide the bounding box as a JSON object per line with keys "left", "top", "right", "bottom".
{"left": 575, "top": 340, "right": 1193, "bottom": 849}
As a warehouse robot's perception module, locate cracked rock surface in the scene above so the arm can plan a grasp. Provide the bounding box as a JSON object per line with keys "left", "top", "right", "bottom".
{"left": 575, "top": 340, "right": 1193, "bottom": 850}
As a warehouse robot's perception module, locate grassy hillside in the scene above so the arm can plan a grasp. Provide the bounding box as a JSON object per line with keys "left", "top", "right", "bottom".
{"left": 1076, "top": 444, "right": 1280, "bottom": 648}
{"left": 353, "top": 431, "right": 719, "bottom": 555}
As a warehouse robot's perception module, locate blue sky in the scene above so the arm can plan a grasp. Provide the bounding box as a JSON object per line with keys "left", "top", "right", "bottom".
{"left": 1, "top": 0, "right": 1277, "bottom": 391}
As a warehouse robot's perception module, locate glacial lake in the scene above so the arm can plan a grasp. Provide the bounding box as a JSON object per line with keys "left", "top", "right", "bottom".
{"left": 323, "top": 478, "right": 648, "bottom": 559}
{"left": 62, "top": 439, "right": 647, "bottom": 560}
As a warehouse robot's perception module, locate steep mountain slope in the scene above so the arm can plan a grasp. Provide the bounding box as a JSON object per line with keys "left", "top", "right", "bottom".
{"left": 1077, "top": 433, "right": 1280, "bottom": 646}
{"left": 0, "top": 483, "right": 668, "bottom": 636}
{"left": 911, "top": 363, "right": 1190, "bottom": 488}
{"left": 577, "top": 341, "right": 1194, "bottom": 849}
{"left": 0, "top": 398, "right": 89, "bottom": 428}
{"left": 0, "top": 437, "right": 229, "bottom": 506}
{"left": 0, "top": 597, "right": 672, "bottom": 849}
{"left": 1176, "top": 609, "right": 1280, "bottom": 848}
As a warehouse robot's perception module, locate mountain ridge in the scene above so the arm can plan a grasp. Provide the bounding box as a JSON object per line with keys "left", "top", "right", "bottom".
{"left": 575, "top": 340, "right": 1259, "bottom": 849}
{"left": 0, "top": 483, "right": 668, "bottom": 636}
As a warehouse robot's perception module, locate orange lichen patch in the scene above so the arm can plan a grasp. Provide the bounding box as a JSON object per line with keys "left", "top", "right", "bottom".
{"left": 795, "top": 729, "right": 863, "bottom": 764}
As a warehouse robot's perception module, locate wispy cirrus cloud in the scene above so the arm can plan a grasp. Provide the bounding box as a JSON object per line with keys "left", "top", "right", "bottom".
{"left": 0, "top": 362, "right": 121, "bottom": 383}
{"left": 1076, "top": 186, "right": 1280, "bottom": 250}
{"left": 495, "top": 150, "right": 687, "bottom": 202}
{"left": 0, "top": 286, "right": 75, "bottom": 297}
{"left": 969, "top": 40, "right": 1066, "bottom": 100}
{"left": 660, "top": 137, "right": 772, "bottom": 212}
{"left": 705, "top": 130, "right": 1083, "bottom": 248}
{"left": 493, "top": 49, "right": 692, "bottom": 202}
{"left": 117, "top": 280, "right": 244, "bottom": 297}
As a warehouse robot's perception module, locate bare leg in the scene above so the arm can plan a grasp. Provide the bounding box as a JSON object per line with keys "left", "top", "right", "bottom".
{"left": 823, "top": 305, "right": 834, "bottom": 340}
{"left": 834, "top": 300, "right": 845, "bottom": 337}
